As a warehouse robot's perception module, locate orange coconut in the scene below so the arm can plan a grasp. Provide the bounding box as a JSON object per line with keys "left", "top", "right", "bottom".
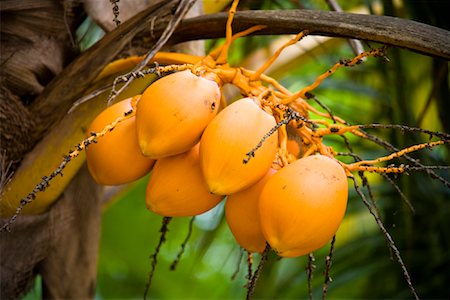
{"left": 146, "top": 144, "right": 224, "bottom": 217}
{"left": 86, "top": 96, "right": 155, "bottom": 185}
{"left": 225, "top": 168, "right": 276, "bottom": 253}
{"left": 136, "top": 70, "right": 221, "bottom": 158}
{"left": 259, "top": 155, "right": 348, "bottom": 258}
{"left": 200, "top": 98, "right": 278, "bottom": 195}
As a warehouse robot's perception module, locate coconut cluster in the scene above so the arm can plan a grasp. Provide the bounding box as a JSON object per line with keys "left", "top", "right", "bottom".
{"left": 86, "top": 69, "right": 348, "bottom": 257}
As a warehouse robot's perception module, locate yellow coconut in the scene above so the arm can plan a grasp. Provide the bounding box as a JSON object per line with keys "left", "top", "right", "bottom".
{"left": 146, "top": 144, "right": 224, "bottom": 217}
{"left": 225, "top": 169, "right": 276, "bottom": 253}
{"left": 259, "top": 155, "right": 348, "bottom": 258}
{"left": 200, "top": 97, "right": 278, "bottom": 195}
{"left": 136, "top": 70, "right": 221, "bottom": 158}
{"left": 86, "top": 96, "right": 155, "bottom": 185}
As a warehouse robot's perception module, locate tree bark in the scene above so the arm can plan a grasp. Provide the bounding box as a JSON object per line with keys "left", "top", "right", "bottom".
{"left": 0, "top": 165, "right": 102, "bottom": 299}
{"left": 170, "top": 10, "right": 450, "bottom": 60}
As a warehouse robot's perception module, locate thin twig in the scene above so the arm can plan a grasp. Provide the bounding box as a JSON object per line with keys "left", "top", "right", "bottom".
{"left": 0, "top": 109, "right": 135, "bottom": 232}
{"left": 405, "top": 165, "right": 450, "bottom": 171}
{"left": 309, "top": 94, "right": 354, "bottom": 151}
{"left": 144, "top": 216, "right": 172, "bottom": 299}
{"left": 309, "top": 94, "right": 344, "bottom": 124}
{"left": 244, "top": 107, "right": 316, "bottom": 163}
{"left": 336, "top": 116, "right": 387, "bottom": 223}
{"left": 360, "top": 123, "right": 450, "bottom": 141}
{"left": 336, "top": 152, "right": 361, "bottom": 160}
{"left": 246, "top": 251, "right": 254, "bottom": 289}
{"left": 110, "top": 0, "right": 121, "bottom": 27}
{"left": 243, "top": 118, "right": 289, "bottom": 164}
{"left": 170, "top": 216, "right": 195, "bottom": 271}
{"left": 67, "top": 84, "right": 113, "bottom": 113}
{"left": 357, "top": 130, "right": 449, "bottom": 188}
{"left": 351, "top": 177, "right": 419, "bottom": 300}
{"left": 246, "top": 243, "right": 271, "bottom": 300}
{"left": 306, "top": 252, "right": 316, "bottom": 300}
{"left": 359, "top": 171, "right": 381, "bottom": 216}
{"left": 381, "top": 173, "right": 415, "bottom": 213}
{"left": 322, "top": 235, "right": 336, "bottom": 300}
{"left": 231, "top": 248, "right": 245, "bottom": 280}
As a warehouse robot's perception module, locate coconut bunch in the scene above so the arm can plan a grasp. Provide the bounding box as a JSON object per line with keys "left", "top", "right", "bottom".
{"left": 83, "top": 0, "right": 448, "bottom": 259}
{"left": 85, "top": 65, "right": 348, "bottom": 258}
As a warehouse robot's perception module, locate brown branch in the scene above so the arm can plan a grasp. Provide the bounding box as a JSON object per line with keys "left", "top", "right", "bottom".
{"left": 144, "top": 217, "right": 172, "bottom": 299}
{"left": 322, "top": 235, "right": 336, "bottom": 300}
{"left": 246, "top": 243, "right": 271, "bottom": 300}
{"left": 170, "top": 10, "right": 450, "bottom": 60}
{"left": 170, "top": 216, "right": 195, "bottom": 271}
{"left": 306, "top": 253, "right": 316, "bottom": 300}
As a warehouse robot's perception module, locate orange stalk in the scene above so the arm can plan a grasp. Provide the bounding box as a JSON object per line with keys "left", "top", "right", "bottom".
{"left": 215, "top": 0, "right": 240, "bottom": 64}
{"left": 345, "top": 140, "right": 445, "bottom": 171}
{"left": 282, "top": 47, "right": 386, "bottom": 104}
{"left": 250, "top": 31, "right": 309, "bottom": 81}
